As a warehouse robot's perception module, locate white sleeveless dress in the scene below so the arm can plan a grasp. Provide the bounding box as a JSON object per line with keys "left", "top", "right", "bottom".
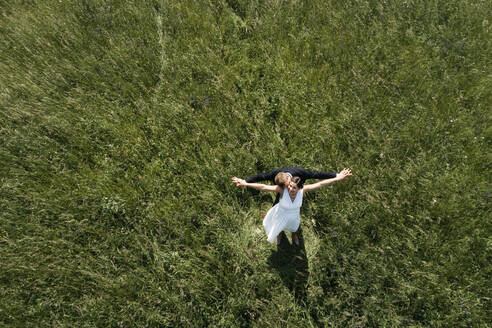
{"left": 263, "top": 187, "right": 303, "bottom": 243}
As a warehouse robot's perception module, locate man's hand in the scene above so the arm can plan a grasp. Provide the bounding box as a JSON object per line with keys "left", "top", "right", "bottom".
{"left": 231, "top": 177, "right": 247, "bottom": 187}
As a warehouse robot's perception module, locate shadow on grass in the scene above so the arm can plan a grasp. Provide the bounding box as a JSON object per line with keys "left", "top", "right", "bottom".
{"left": 267, "top": 227, "right": 309, "bottom": 305}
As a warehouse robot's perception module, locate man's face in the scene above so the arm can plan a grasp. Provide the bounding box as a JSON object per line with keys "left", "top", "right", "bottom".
{"left": 284, "top": 176, "right": 292, "bottom": 188}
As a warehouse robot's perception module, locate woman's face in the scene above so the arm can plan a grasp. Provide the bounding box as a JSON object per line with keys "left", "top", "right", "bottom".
{"left": 288, "top": 182, "right": 299, "bottom": 195}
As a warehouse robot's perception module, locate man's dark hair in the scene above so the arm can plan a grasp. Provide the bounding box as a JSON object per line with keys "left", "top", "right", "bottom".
{"left": 291, "top": 176, "right": 303, "bottom": 188}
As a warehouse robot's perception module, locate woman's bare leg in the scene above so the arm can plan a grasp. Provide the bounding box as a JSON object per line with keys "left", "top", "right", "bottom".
{"left": 292, "top": 232, "right": 299, "bottom": 245}
{"left": 276, "top": 232, "right": 283, "bottom": 245}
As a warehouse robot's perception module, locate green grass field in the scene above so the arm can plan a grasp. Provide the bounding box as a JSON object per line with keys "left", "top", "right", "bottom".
{"left": 1, "top": 0, "right": 490, "bottom": 327}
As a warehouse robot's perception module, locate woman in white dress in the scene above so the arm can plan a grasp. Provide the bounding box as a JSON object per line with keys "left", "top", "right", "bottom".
{"left": 232, "top": 168, "right": 352, "bottom": 245}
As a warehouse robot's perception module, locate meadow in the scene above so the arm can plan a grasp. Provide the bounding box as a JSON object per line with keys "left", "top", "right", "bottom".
{"left": 1, "top": 0, "right": 490, "bottom": 327}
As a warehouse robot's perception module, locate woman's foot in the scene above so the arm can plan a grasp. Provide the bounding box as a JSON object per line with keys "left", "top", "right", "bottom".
{"left": 292, "top": 232, "right": 299, "bottom": 246}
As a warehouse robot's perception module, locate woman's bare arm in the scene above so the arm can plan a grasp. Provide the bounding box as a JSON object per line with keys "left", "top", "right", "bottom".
{"left": 231, "top": 177, "right": 282, "bottom": 193}
{"left": 303, "top": 168, "right": 352, "bottom": 192}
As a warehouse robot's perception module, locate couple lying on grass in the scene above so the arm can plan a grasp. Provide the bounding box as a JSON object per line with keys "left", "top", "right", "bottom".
{"left": 232, "top": 166, "right": 352, "bottom": 246}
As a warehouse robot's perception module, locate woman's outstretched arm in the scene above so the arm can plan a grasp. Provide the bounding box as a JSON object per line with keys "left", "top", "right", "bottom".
{"left": 231, "top": 177, "right": 282, "bottom": 193}
{"left": 303, "top": 168, "right": 352, "bottom": 192}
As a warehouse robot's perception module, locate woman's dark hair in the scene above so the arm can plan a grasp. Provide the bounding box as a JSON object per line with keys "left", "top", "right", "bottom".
{"left": 291, "top": 176, "right": 303, "bottom": 188}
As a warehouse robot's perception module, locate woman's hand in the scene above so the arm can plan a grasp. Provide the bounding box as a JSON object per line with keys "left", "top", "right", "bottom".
{"left": 231, "top": 177, "right": 247, "bottom": 187}
{"left": 338, "top": 168, "right": 352, "bottom": 180}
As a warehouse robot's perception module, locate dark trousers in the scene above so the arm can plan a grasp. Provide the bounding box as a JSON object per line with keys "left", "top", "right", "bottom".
{"left": 273, "top": 192, "right": 281, "bottom": 206}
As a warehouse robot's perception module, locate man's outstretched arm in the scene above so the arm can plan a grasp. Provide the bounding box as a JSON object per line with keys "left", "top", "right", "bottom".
{"left": 298, "top": 168, "right": 337, "bottom": 180}
{"left": 244, "top": 168, "right": 282, "bottom": 183}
